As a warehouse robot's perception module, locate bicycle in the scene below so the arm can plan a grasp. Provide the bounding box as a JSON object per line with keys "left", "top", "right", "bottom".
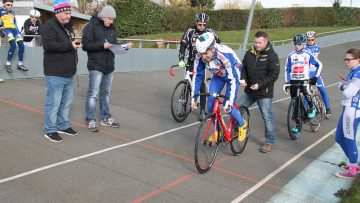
{"left": 169, "top": 65, "right": 207, "bottom": 122}
{"left": 283, "top": 81, "right": 325, "bottom": 140}
{"left": 194, "top": 93, "right": 250, "bottom": 174}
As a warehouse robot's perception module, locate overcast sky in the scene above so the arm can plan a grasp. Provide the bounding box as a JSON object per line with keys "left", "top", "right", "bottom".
{"left": 215, "top": 0, "right": 360, "bottom": 9}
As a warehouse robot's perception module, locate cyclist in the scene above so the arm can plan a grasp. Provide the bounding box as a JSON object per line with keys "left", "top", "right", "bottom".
{"left": 304, "top": 31, "right": 331, "bottom": 118}
{"left": 285, "top": 34, "right": 322, "bottom": 137}
{"left": 190, "top": 32, "right": 247, "bottom": 141}
{"left": 179, "top": 13, "right": 220, "bottom": 121}
{"left": 22, "top": 9, "right": 42, "bottom": 46}
{"left": 0, "top": 0, "right": 28, "bottom": 73}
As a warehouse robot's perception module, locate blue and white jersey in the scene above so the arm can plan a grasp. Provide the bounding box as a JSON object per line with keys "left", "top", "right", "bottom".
{"left": 341, "top": 65, "right": 360, "bottom": 108}
{"left": 192, "top": 44, "right": 241, "bottom": 105}
{"left": 284, "top": 49, "right": 322, "bottom": 83}
{"left": 304, "top": 44, "right": 321, "bottom": 72}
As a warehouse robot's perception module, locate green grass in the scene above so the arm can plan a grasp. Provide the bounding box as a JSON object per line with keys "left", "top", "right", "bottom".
{"left": 336, "top": 177, "right": 360, "bottom": 202}
{"left": 125, "top": 26, "right": 359, "bottom": 49}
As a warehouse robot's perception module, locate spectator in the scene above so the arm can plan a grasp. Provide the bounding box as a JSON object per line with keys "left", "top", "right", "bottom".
{"left": 42, "top": 0, "right": 81, "bottom": 142}
{"left": 0, "top": 0, "right": 28, "bottom": 73}
{"left": 238, "top": 31, "right": 280, "bottom": 153}
{"left": 82, "top": 5, "right": 132, "bottom": 132}
{"left": 22, "top": 9, "right": 42, "bottom": 46}
{"left": 334, "top": 48, "right": 360, "bottom": 179}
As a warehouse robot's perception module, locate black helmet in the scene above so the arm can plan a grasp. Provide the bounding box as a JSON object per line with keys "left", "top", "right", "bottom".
{"left": 195, "top": 13, "right": 209, "bottom": 23}
{"left": 293, "top": 34, "right": 306, "bottom": 45}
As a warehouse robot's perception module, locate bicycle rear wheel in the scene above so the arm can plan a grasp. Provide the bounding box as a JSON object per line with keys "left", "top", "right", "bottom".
{"left": 287, "top": 98, "right": 302, "bottom": 140}
{"left": 194, "top": 113, "right": 219, "bottom": 174}
{"left": 309, "top": 93, "right": 324, "bottom": 132}
{"left": 230, "top": 106, "right": 250, "bottom": 155}
{"left": 171, "top": 80, "right": 192, "bottom": 122}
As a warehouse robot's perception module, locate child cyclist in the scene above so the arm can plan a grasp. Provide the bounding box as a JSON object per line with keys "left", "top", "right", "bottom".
{"left": 190, "top": 32, "right": 247, "bottom": 142}
{"left": 304, "top": 31, "right": 332, "bottom": 118}
{"left": 285, "top": 34, "right": 322, "bottom": 137}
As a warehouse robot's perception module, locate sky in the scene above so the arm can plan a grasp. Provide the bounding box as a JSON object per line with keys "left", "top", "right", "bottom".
{"left": 215, "top": 0, "right": 360, "bottom": 9}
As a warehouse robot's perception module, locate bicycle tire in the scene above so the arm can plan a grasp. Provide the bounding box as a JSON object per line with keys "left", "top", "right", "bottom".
{"left": 230, "top": 105, "right": 250, "bottom": 155}
{"left": 309, "top": 93, "right": 324, "bottom": 132}
{"left": 170, "top": 80, "right": 192, "bottom": 122}
{"left": 194, "top": 113, "right": 219, "bottom": 174}
{"left": 287, "top": 97, "right": 302, "bottom": 140}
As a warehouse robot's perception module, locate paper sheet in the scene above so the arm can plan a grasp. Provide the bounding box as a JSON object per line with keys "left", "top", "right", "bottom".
{"left": 109, "top": 44, "right": 129, "bottom": 55}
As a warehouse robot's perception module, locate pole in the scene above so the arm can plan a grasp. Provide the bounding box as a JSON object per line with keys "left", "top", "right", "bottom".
{"left": 241, "top": 0, "right": 257, "bottom": 51}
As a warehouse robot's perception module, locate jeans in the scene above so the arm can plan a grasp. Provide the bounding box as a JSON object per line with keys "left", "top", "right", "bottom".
{"left": 85, "top": 70, "right": 113, "bottom": 122}
{"left": 44, "top": 76, "right": 74, "bottom": 133}
{"left": 238, "top": 93, "right": 276, "bottom": 144}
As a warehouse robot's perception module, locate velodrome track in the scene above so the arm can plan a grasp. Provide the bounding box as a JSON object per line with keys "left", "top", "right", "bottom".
{"left": 0, "top": 41, "right": 359, "bottom": 202}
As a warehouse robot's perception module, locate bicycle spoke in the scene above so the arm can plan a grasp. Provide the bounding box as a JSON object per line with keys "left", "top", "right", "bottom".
{"left": 171, "top": 81, "right": 191, "bottom": 122}
{"left": 230, "top": 106, "right": 250, "bottom": 155}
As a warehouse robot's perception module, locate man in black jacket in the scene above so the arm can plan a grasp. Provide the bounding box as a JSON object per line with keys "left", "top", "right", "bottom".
{"left": 42, "top": 0, "right": 82, "bottom": 142}
{"left": 82, "top": 5, "right": 132, "bottom": 132}
{"left": 239, "top": 31, "right": 280, "bottom": 153}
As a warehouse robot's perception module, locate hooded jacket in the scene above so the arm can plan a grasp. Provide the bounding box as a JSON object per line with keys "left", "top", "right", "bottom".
{"left": 82, "top": 16, "right": 117, "bottom": 74}
{"left": 241, "top": 42, "right": 280, "bottom": 99}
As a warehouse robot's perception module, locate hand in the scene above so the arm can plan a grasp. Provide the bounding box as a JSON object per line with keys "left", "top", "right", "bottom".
{"left": 240, "top": 80, "right": 247, "bottom": 87}
{"left": 223, "top": 104, "right": 233, "bottom": 114}
{"left": 104, "top": 42, "right": 112, "bottom": 49}
{"left": 125, "top": 42, "right": 132, "bottom": 49}
{"left": 72, "top": 40, "right": 82, "bottom": 49}
{"left": 191, "top": 98, "right": 198, "bottom": 110}
{"left": 179, "top": 60, "right": 186, "bottom": 69}
{"left": 250, "top": 83, "right": 259, "bottom": 90}
{"left": 309, "top": 77, "right": 318, "bottom": 85}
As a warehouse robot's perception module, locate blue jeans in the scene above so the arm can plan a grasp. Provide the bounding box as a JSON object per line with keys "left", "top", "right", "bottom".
{"left": 44, "top": 76, "right": 74, "bottom": 133}
{"left": 85, "top": 70, "right": 113, "bottom": 122}
{"left": 238, "top": 93, "right": 276, "bottom": 144}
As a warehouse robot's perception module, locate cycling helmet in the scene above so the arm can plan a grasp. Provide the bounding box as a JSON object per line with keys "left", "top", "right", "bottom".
{"left": 306, "top": 31, "right": 317, "bottom": 38}
{"left": 196, "top": 32, "right": 215, "bottom": 53}
{"left": 293, "top": 34, "right": 306, "bottom": 45}
{"left": 195, "top": 13, "right": 209, "bottom": 23}
{"left": 29, "top": 9, "right": 41, "bottom": 18}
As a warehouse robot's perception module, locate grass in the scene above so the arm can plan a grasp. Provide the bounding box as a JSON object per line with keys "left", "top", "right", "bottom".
{"left": 125, "top": 26, "right": 359, "bottom": 49}
{"left": 336, "top": 177, "right": 360, "bottom": 202}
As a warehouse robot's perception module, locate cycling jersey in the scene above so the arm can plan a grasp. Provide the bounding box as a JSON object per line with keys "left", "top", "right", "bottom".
{"left": 285, "top": 49, "right": 322, "bottom": 83}
{"left": 0, "top": 7, "right": 18, "bottom": 29}
{"left": 340, "top": 65, "right": 360, "bottom": 108}
{"left": 179, "top": 26, "right": 220, "bottom": 62}
{"left": 192, "top": 44, "right": 241, "bottom": 105}
{"left": 304, "top": 44, "right": 320, "bottom": 59}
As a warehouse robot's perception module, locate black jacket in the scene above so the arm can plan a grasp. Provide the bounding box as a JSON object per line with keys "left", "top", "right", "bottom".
{"left": 82, "top": 16, "right": 117, "bottom": 74}
{"left": 42, "top": 16, "right": 77, "bottom": 77}
{"left": 241, "top": 42, "right": 280, "bottom": 99}
{"left": 22, "top": 18, "right": 41, "bottom": 42}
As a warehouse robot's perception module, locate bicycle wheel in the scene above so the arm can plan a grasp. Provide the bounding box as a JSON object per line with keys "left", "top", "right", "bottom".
{"left": 170, "top": 80, "right": 192, "bottom": 122}
{"left": 287, "top": 98, "right": 302, "bottom": 140}
{"left": 194, "top": 113, "right": 219, "bottom": 174}
{"left": 309, "top": 93, "right": 324, "bottom": 132}
{"left": 230, "top": 105, "right": 250, "bottom": 155}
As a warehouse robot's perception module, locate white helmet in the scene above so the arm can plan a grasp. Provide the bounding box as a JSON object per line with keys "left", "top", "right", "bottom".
{"left": 196, "top": 32, "right": 215, "bottom": 54}
{"left": 306, "top": 31, "right": 317, "bottom": 38}
{"left": 29, "top": 9, "right": 41, "bottom": 18}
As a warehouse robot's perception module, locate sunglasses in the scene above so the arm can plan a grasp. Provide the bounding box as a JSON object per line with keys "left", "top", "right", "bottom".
{"left": 308, "top": 39, "right": 315, "bottom": 42}
{"left": 294, "top": 43, "right": 303, "bottom": 46}
{"left": 30, "top": 16, "right": 39, "bottom": 19}
{"left": 5, "top": 3, "right": 13, "bottom": 7}
{"left": 197, "top": 23, "right": 207, "bottom": 27}
{"left": 344, "top": 58, "right": 357, "bottom": 62}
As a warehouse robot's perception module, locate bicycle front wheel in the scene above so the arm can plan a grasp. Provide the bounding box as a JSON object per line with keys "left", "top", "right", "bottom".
{"left": 170, "top": 80, "right": 192, "bottom": 122}
{"left": 194, "top": 113, "right": 219, "bottom": 174}
{"left": 309, "top": 93, "right": 324, "bottom": 132}
{"left": 287, "top": 98, "right": 302, "bottom": 140}
{"left": 230, "top": 105, "right": 250, "bottom": 155}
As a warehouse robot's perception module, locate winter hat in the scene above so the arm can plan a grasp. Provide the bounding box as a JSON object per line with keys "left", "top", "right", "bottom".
{"left": 54, "top": 0, "right": 71, "bottom": 14}
{"left": 98, "top": 5, "right": 116, "bottom": 19}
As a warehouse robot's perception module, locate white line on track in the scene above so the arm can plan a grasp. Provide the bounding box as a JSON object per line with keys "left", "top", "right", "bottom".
{"left": 231, "top": 128, "right": 336, "bottom": 203}
{"left": 0, "top": 82, "right": 340, "bottom": 184}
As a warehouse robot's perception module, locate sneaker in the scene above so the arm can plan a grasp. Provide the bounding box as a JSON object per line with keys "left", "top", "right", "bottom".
{"left": 325, "top": 108, "right": 331, "bottom": 119}
{"left": 291, "top": 127, "right": 301, "bottom": 137}
{"left": 334, "top": 170, "right": 358, "bottom": 179}
{"left": 5, "top": 64, "right": 12, "bottom": 73}
{"left": 44, "top": 132, "right": 63, "bottom": 142}
{"left": 88, "top": 120, "right": 99, "bottom": 132}
{"left": 307, "top": 108, "right": 316, "bottom": 118}
{"left": 101, "top": 118, "right": 120, "bottom": 128}
{"left": 57, "top": 127, "right": 78, "bottom": 136}
{"left": 17, "top": 64, "right": 29, "bottom": 71}
{"left": 208, "top": 131, "right": 218, "bottom": 144}
{"left": 341, "top": 165, "right": 360, "bottom": 173}
{"left": 259, "top": 143, "right": 272, "bottom": 153}
{"left": 238, "top": 121, "right": 248, "bottom": 142}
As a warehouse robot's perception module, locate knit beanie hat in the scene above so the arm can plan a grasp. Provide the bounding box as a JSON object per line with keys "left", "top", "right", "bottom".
{"left": 54, "top": 0, "right": 71, "bottom": 14}
{"left": 98, "top": 5, "right": 116, "bottom": 19}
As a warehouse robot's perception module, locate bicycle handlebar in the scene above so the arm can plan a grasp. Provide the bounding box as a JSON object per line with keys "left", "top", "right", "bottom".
{"left": 282, "top": 81, "right": 311, "bottom": 94}
{"left": 198, "top": 92, "right": 229, "bottom": 100}
{"left": 169, "top": 64, "right": 192, "bottom": 77}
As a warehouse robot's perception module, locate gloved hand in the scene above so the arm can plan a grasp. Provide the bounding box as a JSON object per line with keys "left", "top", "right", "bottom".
{"left": 309, "top": 77, "right": 318, "bottom": 85}
{"left": 179, "top": 60, "right": 186, "bottom": 69}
